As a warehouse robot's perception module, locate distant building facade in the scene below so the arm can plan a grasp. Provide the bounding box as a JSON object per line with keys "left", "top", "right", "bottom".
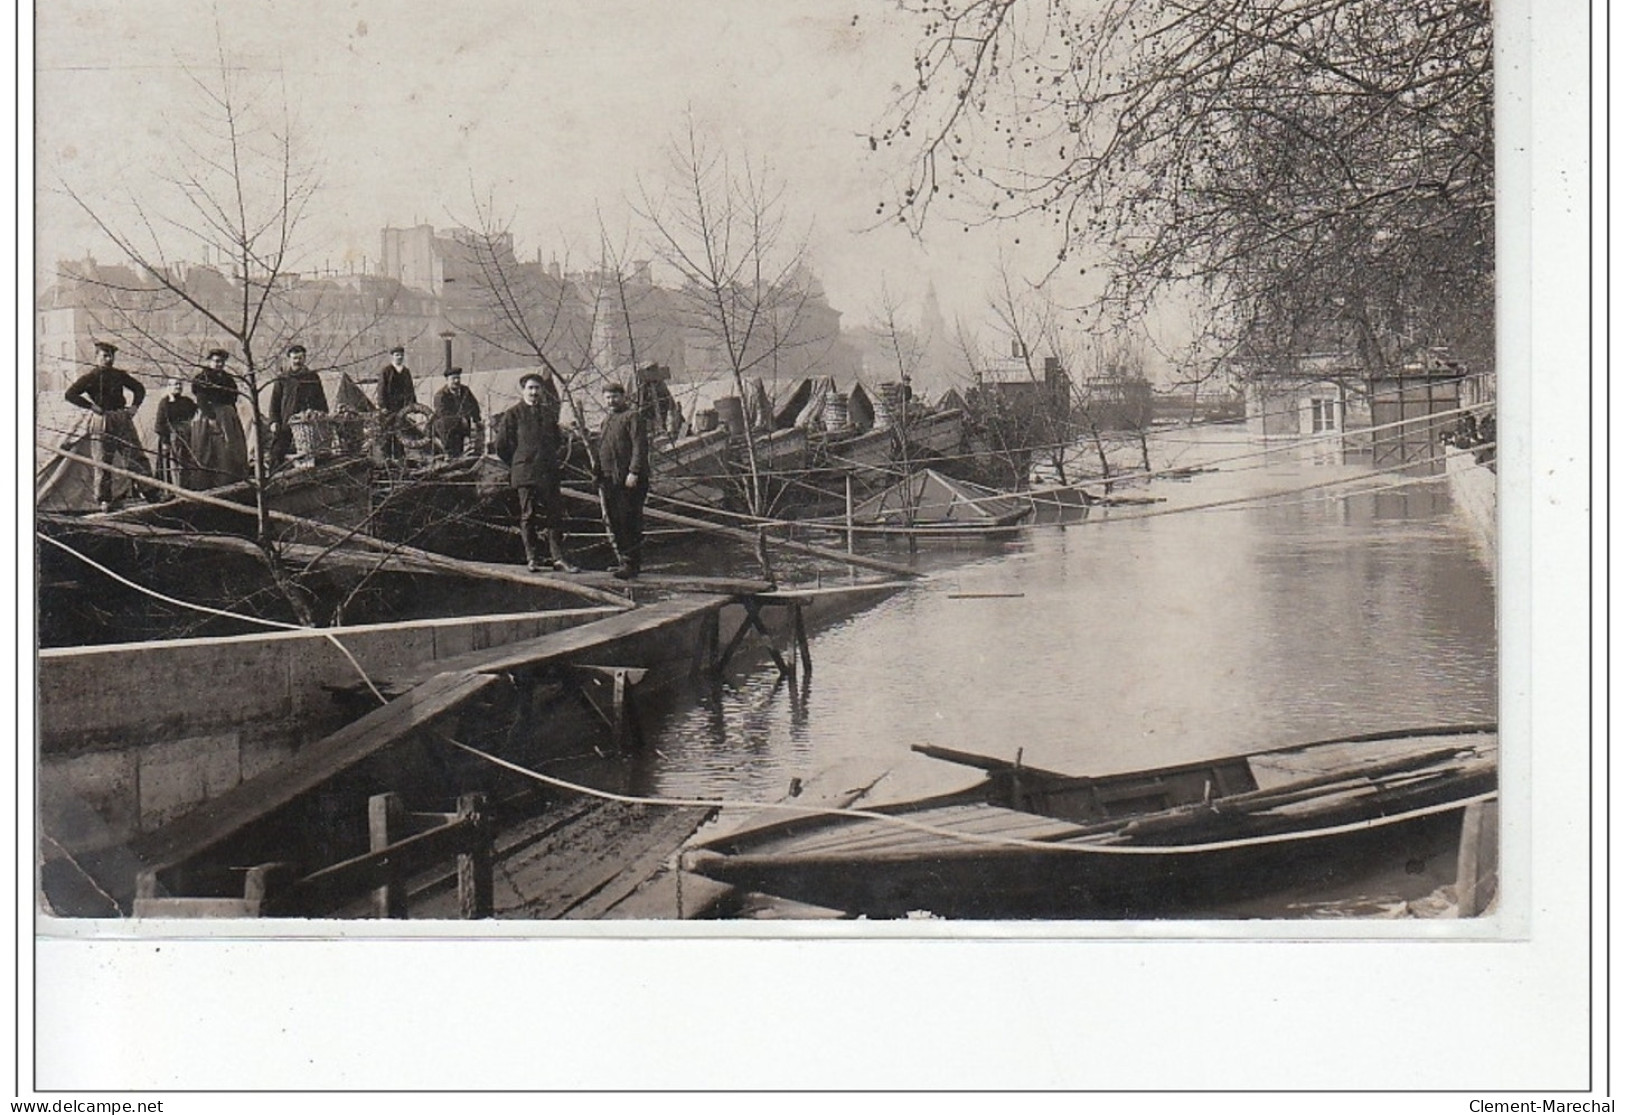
{"left": 39, "top": 229, "right": 866, "bottom": 432}
{"left": 1243, "top": 353, "right": 1371, "bottom": 441}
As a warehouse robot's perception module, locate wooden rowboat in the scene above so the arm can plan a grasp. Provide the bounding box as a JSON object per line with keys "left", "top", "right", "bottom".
{"left": 682, "top": 725, "right": 1498, "bottom": 919}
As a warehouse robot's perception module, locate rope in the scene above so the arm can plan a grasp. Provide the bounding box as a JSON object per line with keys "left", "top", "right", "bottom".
{"left": 436, "top": 735, "right": 1496, "bottom": 858}
{"left": 1056, "top": 451, "right": 1493, "bottom": 526}
{"left": 643, "top": 438, "right": 1494, "bottom": 534}
{"left": 1199, "top": 469, "right": 1456, "bottom": 513}
{"left": 38, "top": 533, "right": 389, "bottom": 704}
{"left": 38, "top": 830, "right": 124, "bottom": 914}
{"left": 643, "top": 399, "right": 1494, "bottom": 513}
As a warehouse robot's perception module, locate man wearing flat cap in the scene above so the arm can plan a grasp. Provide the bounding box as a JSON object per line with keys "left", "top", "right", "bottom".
{"left": 595, "top": 380, "right": 649, "bottom": 579}
{"left": 494, "top": 367, "right": 578, "bottom": 572}
{"left": 266, "top": 343, "right": 328, "bottom": 470}
{"left": 432, "top": 366, "right": 481, "bottom": 459}
{"left": 63, "top": 341, "right": 156, "bottom": 509}
{"left": 377, "top": 345, "right": 418, "bottom": 460}
{"left": 188, "top": 347, "right": 249, "bottom": 489}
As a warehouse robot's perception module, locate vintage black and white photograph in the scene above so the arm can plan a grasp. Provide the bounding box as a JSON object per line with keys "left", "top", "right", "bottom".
{"left": 35, "top": 0, "right": 1502, "bottom": 928}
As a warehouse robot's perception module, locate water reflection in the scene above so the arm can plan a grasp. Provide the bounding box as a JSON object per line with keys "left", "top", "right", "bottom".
{"left": 638, "top": 428, "right": 1497, "bottom": 826}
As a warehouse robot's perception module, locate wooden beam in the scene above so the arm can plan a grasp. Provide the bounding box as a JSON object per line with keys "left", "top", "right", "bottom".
{"left": 43, "top": 446, "right": 632, "bottom": 608}
{"left": 744, "top": 605, "right": 793, "bottom": 679}
{"left": 243, "top": 863, "right": 297, "bottom": 916}
{"left": 791, "top": 603, "right": 813, "bottom": 677}
{"left": 558, "top": 485, "right": 920, "bottom": 579}
{"left": 282, "top": 815, "right": 483, "bottom": 917}
{"left": 118, "top": 595, "right": 736, "bottom": 900}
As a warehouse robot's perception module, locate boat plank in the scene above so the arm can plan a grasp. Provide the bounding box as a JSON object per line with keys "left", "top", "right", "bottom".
{"left": 764, "top": 804, "right": 1088, "bottom": 858}
{"left": 375, "top": 594, "right": 734, "bottom": 693}
{"left": 758, "top": 803, "right": 992, "bottom": 854}
{"left": 563, "top": 806, "right": 716, "bottom": 920}
{"left": 512, "top": 803, "right": 711, "bottom": 919}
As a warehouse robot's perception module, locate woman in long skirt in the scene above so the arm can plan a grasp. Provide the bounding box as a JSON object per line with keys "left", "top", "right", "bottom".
{"left": 186, "top": 349, "right": 250, "bottom": 489}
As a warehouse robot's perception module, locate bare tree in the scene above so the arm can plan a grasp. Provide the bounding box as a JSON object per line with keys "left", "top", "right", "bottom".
{"left": 874, "top": 0, "right": 1494, "bottom": 373}
{"left": 60, "top": 38, "right": 320, "bottom": 541}
{"left": 452, "top": 195, "right": 635, "bottom": 561}
{"left": 983, "top": 267, "right": 1086, "bottom": 486}
{"left": 639, "top": 119, "right": 816, "bottom": 517}
{"left": 867, "top": 281, "right": 928, "bottom": 524}
{"left": 55, "top": 35, "right": 332, "bottom": 621}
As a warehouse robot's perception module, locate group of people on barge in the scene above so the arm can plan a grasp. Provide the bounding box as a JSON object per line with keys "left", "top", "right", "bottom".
{"left": 64, "top": 341, "right": 650, "bottom": 578}
{"left": 63, "top": 340, "right": 250, "bottom": 509}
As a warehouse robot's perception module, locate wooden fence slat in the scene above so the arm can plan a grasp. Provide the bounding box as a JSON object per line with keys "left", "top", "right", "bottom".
{"left": 456, "top": 794, "right": 494, "bottom": 919}
{"left": 370, "top": 793, "right": 408, "bottom": 919}
{"left": 285, "top": 816, "right": 478, "bottom": 916}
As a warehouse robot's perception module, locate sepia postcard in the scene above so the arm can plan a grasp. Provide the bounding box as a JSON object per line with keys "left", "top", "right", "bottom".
{"left": 22, "top": 0, "right": 1595, "bottom": 1097}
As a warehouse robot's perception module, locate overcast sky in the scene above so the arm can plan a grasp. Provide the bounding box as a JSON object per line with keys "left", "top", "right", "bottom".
{"left": 35, "top": 0, "right": 1087, "bottom": 348}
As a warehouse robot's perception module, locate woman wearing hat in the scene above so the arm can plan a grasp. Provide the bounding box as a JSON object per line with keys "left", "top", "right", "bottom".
{"left": 187, "top": 348, "right": 250, "bottom": 488}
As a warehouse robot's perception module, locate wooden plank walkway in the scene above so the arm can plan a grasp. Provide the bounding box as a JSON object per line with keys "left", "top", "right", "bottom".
{"left": 402, "top": 759, "right": 893, "bottom": 921}
{"left": 406, "top": 799, "right": 715, "bottom": 920}
{"left": 648, "top": 759, "right": 892, "bottom": 919}
{"left": 126, "top": 594, "right": 737, "bottom": 890}
{"left": 372, "top": 593, "right": 732, "bottom": 694}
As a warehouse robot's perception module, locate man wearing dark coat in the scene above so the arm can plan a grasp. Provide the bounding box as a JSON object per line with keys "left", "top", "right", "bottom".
{"left": 188, "top": 348, "right": 250, "bottom": 488}
{"left": 432, "top": 366, "right": 482, "bottom": 458}
{"left": 63, "top": 341, "right": 155, "bottom": 509}
{"left": 377, "top": 345, "right": 417, "bottom": 459}
{"left": 266, "top": 343, "right": 328, "bottom": 470}
{"left": 494, "top": 369, "right": 578, "bottom": 572}
{"left": 595, "top": 381, "right": 649, "bottom": 579}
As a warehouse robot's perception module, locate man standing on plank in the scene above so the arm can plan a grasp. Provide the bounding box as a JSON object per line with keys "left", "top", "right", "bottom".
{"left": 494, "top": 369, "right": 579, "bottom": 573}
{"left": 595, "top": 380, "right": 649, "bottom": 579}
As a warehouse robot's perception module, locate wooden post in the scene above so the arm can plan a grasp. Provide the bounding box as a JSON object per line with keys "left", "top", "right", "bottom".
{"left": 791, "top": 603, "right": 813, "bottom": 677}
{"left": 845, "top": 472, "right": 855, "bottom": 554}
{"left": 715, "top": 602, "right": 756, "bottom": 674}
{"left": 456, "top": 793, "right": 494, "bottom": 919}
{"left": 755, "top": 525, "right": 776, "bottom": 586}
{"left": 695, "top": 610, "right": 720, "bottom": 679}
{"left": 1455, "top": 799, "right": 1498, "bottom": 918}
{"left": 612, "top": 669, "right": 630, "bottom": 749}
{"left": 369, "top": 792, "right": 408, "bottom": 919}
{"left": 750, "top": 606, "right": 794, "bottom": 679}
{"left": 135, "top": 870, "right": 160, "bottom": 904}
{"left": 243, "top": 862, "right": 298, "bottom": 917}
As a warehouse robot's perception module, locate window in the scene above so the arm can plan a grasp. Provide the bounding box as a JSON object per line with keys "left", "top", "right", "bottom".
{"left": 1309, "top": 397, "right": 1340, "bottom": 433}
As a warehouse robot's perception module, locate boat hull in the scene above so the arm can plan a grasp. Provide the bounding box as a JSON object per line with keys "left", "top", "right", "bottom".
{"left": 689, "top": 799, "right": 1477, "bottom": 919}
{"left": 686, "top": 726, "right": 1498, "bottom": 919}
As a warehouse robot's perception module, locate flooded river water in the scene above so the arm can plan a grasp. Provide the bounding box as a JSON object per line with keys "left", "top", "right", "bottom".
{"left": 641, "top": 427, "right": 1496, "bottom": 809}
{"left": 604, "top": 425, "right": 1496, "bottom": 917}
